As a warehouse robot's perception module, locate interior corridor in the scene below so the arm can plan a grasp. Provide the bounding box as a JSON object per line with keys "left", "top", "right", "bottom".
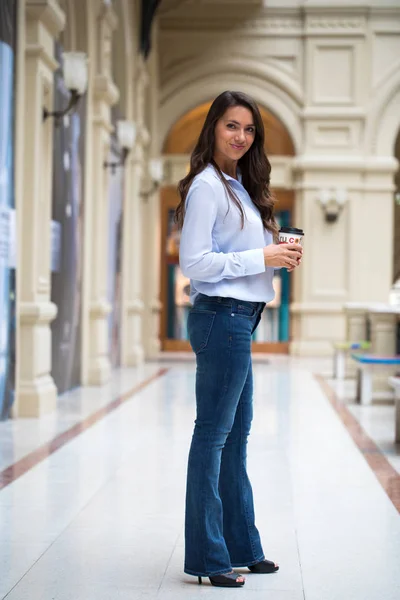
{"left": 1, "top": 357, "right": 399, "bottom": 600}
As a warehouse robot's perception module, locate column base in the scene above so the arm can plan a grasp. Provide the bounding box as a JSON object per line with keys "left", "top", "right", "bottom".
{"left": 290, "top": 340, "right": 333, "bottom": 357}
{"left": 88, "top": 356, "right": 112, "bottom": 385}
{"left": 125, "top": 344, "right": 145, "bottom": 367}
{"left": 145, "top": 337, "right": 162, "bottom": 360}
{"left": 17, "top": 375, "right": 57, "bottom": 417}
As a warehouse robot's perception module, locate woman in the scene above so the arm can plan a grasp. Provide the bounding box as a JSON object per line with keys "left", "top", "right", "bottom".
{"left": 176, "top": 91, "right": 302, "bottom": 588}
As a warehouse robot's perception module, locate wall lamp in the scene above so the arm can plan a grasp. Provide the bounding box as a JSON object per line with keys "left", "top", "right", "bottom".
{"left": 104, "top": 121, "right": 137, "bottom": 174}
{"left": 43, "top": 52, "right": 88, "bottom": 125}
{"left": 141, "top": 158, "right": 164, "bottom": 200}
{"left": 317, "top": 187, "right": 347, "bottom": 223}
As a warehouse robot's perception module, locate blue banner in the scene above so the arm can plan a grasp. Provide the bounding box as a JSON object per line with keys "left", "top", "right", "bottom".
{"left": 0, "top": 0, "right": 16, "bottom": 420}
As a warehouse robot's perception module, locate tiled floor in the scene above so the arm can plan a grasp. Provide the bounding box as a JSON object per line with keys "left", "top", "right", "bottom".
{"left": 1, "top": 356, "right": 400, "bottom": 600}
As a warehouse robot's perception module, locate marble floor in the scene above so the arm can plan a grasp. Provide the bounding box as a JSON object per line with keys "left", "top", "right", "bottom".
{"left": 0, "top": 356, "right": 399, "bottom": 600}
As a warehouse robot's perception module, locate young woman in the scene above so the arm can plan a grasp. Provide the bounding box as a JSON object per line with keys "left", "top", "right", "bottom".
{"left": 176, "top": 91, "right": 302, "bottom": 588}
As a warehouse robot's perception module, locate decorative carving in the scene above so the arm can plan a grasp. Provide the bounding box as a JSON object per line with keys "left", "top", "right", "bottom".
{"left": 161, "top": 17, "right": 302, "bottom": 32}
{"left": 135, "top": 57, "right": 150, "bottom": 129}
{"left": 26, "top": 0, "right": 66, "bottom": 37}
{"left": 97, "top": 3, "right": 117, "bottom": 77}
{"left": 307, "top": 18, "right": 364, "bottom": 30}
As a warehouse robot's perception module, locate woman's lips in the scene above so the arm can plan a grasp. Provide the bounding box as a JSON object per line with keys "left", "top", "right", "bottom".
{"left": 231, "top": 144, "right": 245, "bottom": 150}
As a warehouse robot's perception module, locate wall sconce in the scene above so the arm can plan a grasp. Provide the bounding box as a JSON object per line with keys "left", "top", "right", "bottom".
{"left": 43, "top": 52, "right": 88, "bottom": 125}
{"left": 141, "top": 158, "right": 164, "bottom": 200}
{"left": 103, "top": 120, "right": 137, "bottom": 174}
{"left": 317, "top": 187, "right": 347, "bottom": 223}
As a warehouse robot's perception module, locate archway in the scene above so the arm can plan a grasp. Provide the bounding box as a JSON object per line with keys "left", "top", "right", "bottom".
{"left": 159, "top": 101, "right": 297, "bottom": 353}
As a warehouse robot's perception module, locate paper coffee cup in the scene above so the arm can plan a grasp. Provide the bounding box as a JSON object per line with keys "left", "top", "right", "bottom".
{"left": 278, "top": 227, "right": 304, "bottom": 246}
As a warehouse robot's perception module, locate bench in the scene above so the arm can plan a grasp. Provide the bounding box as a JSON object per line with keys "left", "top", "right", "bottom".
{"left": 333, "top": 341, "right": 370, "bottom": 380}
{"left": 388, "top": 376, "right": 400, "bottom": 442}
{"left": 351, "top": 354, "right": 400, "bottom": 405}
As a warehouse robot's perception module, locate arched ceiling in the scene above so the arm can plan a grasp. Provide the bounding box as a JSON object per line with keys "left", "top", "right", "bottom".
{"left": 163, "top": 101, "right": 295, "bottom": 156}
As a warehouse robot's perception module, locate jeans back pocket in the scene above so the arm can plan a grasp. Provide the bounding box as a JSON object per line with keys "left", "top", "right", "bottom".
{"left": 187, "top": 309, "right": 216, "bottom": 354}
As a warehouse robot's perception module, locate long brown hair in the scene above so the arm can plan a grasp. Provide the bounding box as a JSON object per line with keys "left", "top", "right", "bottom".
{"left": 175, "top": 91, "right": 277, "bottom": 239}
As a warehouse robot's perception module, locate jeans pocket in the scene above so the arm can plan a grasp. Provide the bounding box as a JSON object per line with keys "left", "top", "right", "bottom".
{"left": 187, "top": 309, "right": 216, "bottom": 354}
{"left": 232, "top": 304, "right": 256, "bottom": 318}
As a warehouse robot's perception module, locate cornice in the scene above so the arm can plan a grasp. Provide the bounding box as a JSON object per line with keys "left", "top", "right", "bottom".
{"left": 93, "top": 74, "right": 120, "bottom": 106}
{"left": 25, "top": 43, "right": 59, "bottom": 72}
{"left": 26, "top": 0, "right": 66, "bottom": 37}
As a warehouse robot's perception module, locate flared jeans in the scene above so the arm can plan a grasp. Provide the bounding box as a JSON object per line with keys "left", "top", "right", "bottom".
{"left": 184, "top": 293, "right": 266, "bottom": 577}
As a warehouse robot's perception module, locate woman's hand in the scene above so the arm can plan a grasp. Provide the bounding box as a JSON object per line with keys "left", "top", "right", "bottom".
{"left": 286, "top": 257, "right": 302, "bottom": 273}
{"left": 263, "top": 243, "right": 302, "bottom": 270}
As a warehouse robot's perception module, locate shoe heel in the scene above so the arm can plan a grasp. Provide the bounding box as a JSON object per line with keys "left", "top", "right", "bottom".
{"left": 198, "top": 576, "right": 202, "bottom": 585}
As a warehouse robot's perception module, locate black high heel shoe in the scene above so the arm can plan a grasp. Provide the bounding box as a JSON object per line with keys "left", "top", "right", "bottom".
{"left": 198, "top": 571, "right": 246, "bottom": 587}
{"left": 248, "top": 559, "right": 279, "bottom": 574}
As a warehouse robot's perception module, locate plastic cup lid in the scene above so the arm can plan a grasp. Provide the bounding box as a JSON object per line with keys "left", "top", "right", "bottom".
{"left": 279, "top": 227, "right": 304, "bottom": 236}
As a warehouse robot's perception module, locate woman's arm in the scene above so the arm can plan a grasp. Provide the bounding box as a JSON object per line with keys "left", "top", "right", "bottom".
{"left": 179, "top": 179, "right": 266, "bottom": 283}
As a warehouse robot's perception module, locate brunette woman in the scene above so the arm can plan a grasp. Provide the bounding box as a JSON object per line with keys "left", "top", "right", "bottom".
{"left": 176, "top": 91, "right": 302, "bottom": 588}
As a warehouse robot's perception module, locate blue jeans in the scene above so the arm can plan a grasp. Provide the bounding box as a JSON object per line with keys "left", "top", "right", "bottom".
{"left": 184, "top": 293, "right": 266, "bottom": 577}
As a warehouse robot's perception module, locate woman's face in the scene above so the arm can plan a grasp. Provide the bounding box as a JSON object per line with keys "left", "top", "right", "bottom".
{"left": 214, "top": 105, "right": 256, "bottom": 163}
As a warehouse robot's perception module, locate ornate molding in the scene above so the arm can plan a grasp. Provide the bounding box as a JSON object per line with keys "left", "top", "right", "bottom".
{"left": 20, "top": 301, "right": 58, "bottom": 324}
{"left": 93, "top": 74, "right": 119, "bottom": 106}
{"left": 25, "top": 43, "right": 59, "bottom": 72}
{"left": 290, "top": 302, "right": 344, "bottom": 315}
{"left": 26, "top": 0, "right": 66, "bottom": 37}
{"left": 89, "top": 299, "right": 112, "bottom": 318}
{"left": 150, "top": 300, "right": 163, "bottom": 314}
{"left": 307, "top": 18, "right": 364, "bottom": 29}
{"left": 135, "top": 124, "right": 150, "bottom": 150}
{"left": 97, "top": 3, "right": 118, "bottom": 79}
{"left": 128, "top": 299, "right": 145, "bottom": 315}
{"left": 161, "top": 16, "right": 302, "bottom": 33}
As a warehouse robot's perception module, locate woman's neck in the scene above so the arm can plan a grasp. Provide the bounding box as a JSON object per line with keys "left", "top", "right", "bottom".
{"left": 213, "top": 155, "right": 238, "bottom": 180}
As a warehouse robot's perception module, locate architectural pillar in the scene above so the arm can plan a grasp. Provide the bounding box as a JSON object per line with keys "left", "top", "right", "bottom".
{"left": 86, "top": 2, "right": 119, "bottom": 384}
{"left": 141, "top": 36, "right": 163, "bottom": 359}
{"left": 114, "top": 1, "right": 145, "bottom": 367}
{"left": 121, "top": 136, "right": 146, "bottom": 366}
{"left": 17, "top": 0, "right": 65, "bottom": 416}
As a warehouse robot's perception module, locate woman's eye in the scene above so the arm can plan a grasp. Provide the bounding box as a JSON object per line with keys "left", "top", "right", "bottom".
{"left": 227, "top": 123, "right": 236, "bottom": 129}
{"left": 247, "top": 128, "right": 255, "bottom": 133}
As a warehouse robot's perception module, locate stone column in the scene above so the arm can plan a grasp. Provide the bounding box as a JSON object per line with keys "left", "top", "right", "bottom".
{"left": 17, "top": 0, "right": 65, "bottom": 416}
{"left": 142, "top": 25, "right": 162, "bottom": 359}
{"left": 121, "top": 134, "right": 146, "bottom": 366}
{"left": 86, "top": 2, "right": 119, "bottom": 384}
